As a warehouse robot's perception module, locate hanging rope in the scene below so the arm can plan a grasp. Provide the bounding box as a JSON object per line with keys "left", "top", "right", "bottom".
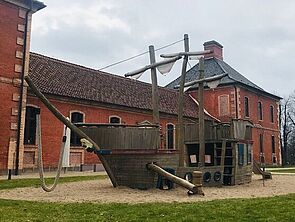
{"left": 36, "top": 114, "right": 65, "bottom": 192}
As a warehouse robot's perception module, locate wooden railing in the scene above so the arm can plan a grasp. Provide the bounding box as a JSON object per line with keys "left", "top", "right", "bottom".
{"left": 78, "top": 124, "right": 160, "bottom": 149}
{"left": 183, "top": 121, "right": 230, "bottom": 142}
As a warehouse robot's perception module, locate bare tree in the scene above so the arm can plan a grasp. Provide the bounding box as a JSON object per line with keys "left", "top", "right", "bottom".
{"left": 281, "top": 91, "right": 295, "bottom": 165}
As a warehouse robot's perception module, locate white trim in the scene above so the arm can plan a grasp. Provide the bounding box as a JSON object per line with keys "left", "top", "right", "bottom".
{"left": 69, "top": 111, "right": 85, "bottom": 147}
{"left": 138, "top": 120, "right": 152, "bottom": 125}
{"left": 236, "top": 87, "right": 241, "bottom": 119}
{"left": 26, "top": 104, "right": 40, "bottom": 109}
{"left": 69, "top": 110, "right": 85, "bottom": 122}
{"left": 189, "top": 94, "right": 221, "bottom": 122}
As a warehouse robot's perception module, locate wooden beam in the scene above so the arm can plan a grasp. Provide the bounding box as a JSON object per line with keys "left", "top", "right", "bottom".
{"left": 24, "top": 76, "right": 118, "bottom": 187}
{"left": 178, "top": 34, "right": 189, "bottom": 167}
{"left": 147, "top": 163, "right": 198, "bottom": 194}
{"left": 160, "top": 50, "right": 212, "bottom": 58}
{"left": 174, "top": 73, "right": 227, "bottom": 89}
{"left": 124, "top": 56, "right": 181, "bottom": 77}
{"left": 198, "top": 57, "right": 205, "bottom": 166}
{"left": 149, "top": 45, "right": 160, "bottom": 125}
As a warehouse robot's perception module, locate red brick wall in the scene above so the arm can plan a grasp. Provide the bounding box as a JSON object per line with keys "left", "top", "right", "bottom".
{"left": 190, "top": 85, "right": 237, "bottom": 122}
{"left": 239, "top": 87, "right": 280, "bottom": 164}
{"left": 0, "top": 1, "right": 24, "bottom": 79}
{"left": 26, "top": 96, "right": 179, "bottom": 167}
{"left": 0, "top": 1, "right": 25, "bottom": 170}
{"left": 189, "top": 85, "right": 281, "bottom": 165}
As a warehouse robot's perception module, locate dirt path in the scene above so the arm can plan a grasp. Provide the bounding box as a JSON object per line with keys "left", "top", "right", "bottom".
{"left": 1, "top": 175, "right": 295, "bottom": 203}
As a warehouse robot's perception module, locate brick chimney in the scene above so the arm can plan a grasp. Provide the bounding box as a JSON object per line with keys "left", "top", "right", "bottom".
{"left": 203, "top": 40, "right": 223, "bottom": 60}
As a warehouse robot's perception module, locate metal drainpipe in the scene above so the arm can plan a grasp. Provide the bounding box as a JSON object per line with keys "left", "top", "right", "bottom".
{"left": 15, "top": 1, "right": 33, "bottom": 175}
{"left": 234, "top": 85, "right": 239, "bottom": 119}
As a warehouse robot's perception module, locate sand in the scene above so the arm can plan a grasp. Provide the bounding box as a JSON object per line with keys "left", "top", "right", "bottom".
{"left": 1, "top": 174, "right": 295, "bottom": 203}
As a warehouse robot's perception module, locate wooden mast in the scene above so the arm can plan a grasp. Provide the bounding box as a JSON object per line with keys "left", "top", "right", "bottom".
{"left": 178, "top": 34, "right": 189, "bottom": 166}
{"left": 198, "top": 57, "right": 205, "bottom": 166}
{"left": 149, "top": 45, "right": 160, "bottom": 125}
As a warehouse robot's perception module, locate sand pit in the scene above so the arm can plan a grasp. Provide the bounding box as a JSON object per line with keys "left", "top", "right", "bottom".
{"left": 0, "top": 174, "right": 295, "bottom": 203}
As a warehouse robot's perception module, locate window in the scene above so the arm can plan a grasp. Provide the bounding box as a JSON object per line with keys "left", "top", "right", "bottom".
{"left": 218, "top": 95, "right": 229, "bottom": 116}
{"left": 166, "top": 124, "right": 174, "bottom": 149}
{"left": 244, "top": 97, "right": 249, "bottom": 117}
{"left": 270, "top": 105, "right": 274, "bottom": 123}
{"left": 205, "top": 143, "right": 214, "bottom": 166}
{"left": 109, "top": 116, "right": 121, "bottom": 124}
{"left": 258, "top": 101, "right": 263, "bottom": 120}
{"left": 259, "top": 134, "right": 264, "bottom": 153}
{"left": 24, "top": 106, "right": 40, "bottom": 145}
{"left": 271, "top": 136, "right": 275, "bottom": 153}
{"left": 246, "top": 144, "right": 252, "bottom": 165}
{"left": 70, "top": 112, "right": 84, "bottom": 146}
{"left": 238, "top": 144, "right": 244, "bottom": 166}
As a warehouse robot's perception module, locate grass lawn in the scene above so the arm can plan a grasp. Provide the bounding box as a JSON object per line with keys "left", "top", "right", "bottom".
{"left": 0, "top": 175, "right": 107, "bottom": 190}
{"left": 0, "top": 194, "right": 295, "bottom": 221}
{"left": 268, "top": 169, "right": 295, "bottom": 173}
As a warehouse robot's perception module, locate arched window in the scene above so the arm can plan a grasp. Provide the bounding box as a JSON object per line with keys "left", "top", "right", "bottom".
{"left": 109, "top": 116, "right": 121, "bottom": 124}
{"left": 270, "top": 105, "right": 274, "bottom": 123}
{"left": 167, "top": 123, "right": 175, "bottom": 149}
{"left": 24, "top": 106, "right": 40, "bottom": 145}
{"left": 244, "top": 97, "right": 249, "bottom": 118}
{"left": 70, "top": 111, "right": 84, "bottom": 146}
{"left": 258, "top": 101, "right": 263, "bottom": 120}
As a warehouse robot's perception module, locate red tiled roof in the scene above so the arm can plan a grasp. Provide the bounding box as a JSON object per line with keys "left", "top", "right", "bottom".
{"left": 28, "top": 52, "right": 201, "bottom": 118}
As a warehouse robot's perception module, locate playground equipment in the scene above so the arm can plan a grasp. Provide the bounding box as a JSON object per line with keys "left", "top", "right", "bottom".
{"left": 24, "top": 35, "right": 255, "bottom": 194}
{"left": 253, "top": 160, "right": 272, "bottom": 179}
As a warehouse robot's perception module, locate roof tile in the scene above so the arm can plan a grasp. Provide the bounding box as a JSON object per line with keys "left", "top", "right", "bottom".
{"left": 29, "top": 52, "right": 203, "bottom": 119}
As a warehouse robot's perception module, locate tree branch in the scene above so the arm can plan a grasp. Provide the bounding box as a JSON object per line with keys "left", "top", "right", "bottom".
{"left": 288, "top": 113, "right": 295, "bottom": 127}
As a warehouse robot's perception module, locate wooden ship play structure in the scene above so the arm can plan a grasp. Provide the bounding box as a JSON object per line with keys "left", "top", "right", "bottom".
{"left": 25, "top": 34, "right": 263, "bottom": 194}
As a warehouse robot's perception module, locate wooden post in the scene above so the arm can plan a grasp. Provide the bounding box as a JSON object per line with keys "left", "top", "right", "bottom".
{"left": 178, "top": 34, "right": 189, "bottom": 167}
{"left": 192, "top": 171, "right": 204, "bottom": 195}
{"left": 149, "top": 45, "right": 160, "bottom": 125}
{"left": 147, "top": 163, "right": 198, "bottom": 194}
{"left": 198, "top": 57, "right": 205, "bottom": 166}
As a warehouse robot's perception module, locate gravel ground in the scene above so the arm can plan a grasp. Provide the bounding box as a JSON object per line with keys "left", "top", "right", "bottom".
{"left": 0, "top": 174, "right": 295, "bottom": 203}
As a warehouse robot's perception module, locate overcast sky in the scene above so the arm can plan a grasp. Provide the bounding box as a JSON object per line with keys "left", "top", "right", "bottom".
{"left": 30, "top": 0, "right": 295, "bottom": 97}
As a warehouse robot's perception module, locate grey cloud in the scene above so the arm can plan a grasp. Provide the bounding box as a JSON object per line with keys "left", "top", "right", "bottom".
{"left": 31, "top": 0, "right": 295, "bottom": 97}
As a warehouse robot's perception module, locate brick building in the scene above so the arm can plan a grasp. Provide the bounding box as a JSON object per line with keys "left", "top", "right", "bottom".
{"left": 24, "top": 52, "right": 206, "bottom": 170}
{"left": 0, "top": 0, "right": 281, "bottom": 174}
{"left": 167, "top": 40, "right": 282, "bottom": 165}
{"left": 0, "top": 0, "right": 45, "bottom": 174}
